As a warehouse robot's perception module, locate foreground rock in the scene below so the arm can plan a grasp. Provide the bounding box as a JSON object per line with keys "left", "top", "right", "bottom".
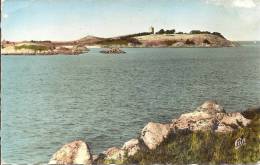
{"left": 122, "top": 138, "right": 144, "bottom": 156}
{"left": 141, "top": 122, "right": 171, "bottom": 150}
{"left": 49, "top": 140, "right": 92, "bottom": 164}
{"left": 49, "top": 101, "right": 259, "bottom": 164}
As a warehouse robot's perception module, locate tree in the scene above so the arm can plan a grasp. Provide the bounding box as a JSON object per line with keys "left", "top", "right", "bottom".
{"left": 156, "top": 29, "right": 165, "bottom": 34}
{"left": 212, "top": 32, "right": 225, "bottom": 38}
{"left": 190, "top": 30, "right": 201, "bottom": 34}
{"left": 165, "top": 29, "right": 175, "bottom": 34}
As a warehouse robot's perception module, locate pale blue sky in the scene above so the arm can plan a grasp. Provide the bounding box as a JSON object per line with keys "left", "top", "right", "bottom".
{"left": 2, "top": 0, "right": 260, "bottom": 41}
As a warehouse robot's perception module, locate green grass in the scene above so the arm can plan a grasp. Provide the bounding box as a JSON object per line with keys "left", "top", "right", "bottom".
{"left": 15, "top": 44, "right": 49, "bottom": 51}
{"left": 124, "top": 113, "right": 260, "bottom": 164}
{"left": 98, "top": 38, "right": 141, "bottom": 46}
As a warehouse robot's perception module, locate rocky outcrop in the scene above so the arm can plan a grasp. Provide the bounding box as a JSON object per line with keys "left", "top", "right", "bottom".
{"left": 49, "top": 101, "right": 258, "bottom": 164}
{"left": 135, "top": 34, "right": 236, "bottom": 48}
{"left": 171, "top": 101, "right": 250, "bottom": 133}
{"left": 100, "top": 48, "right": 126, "bottom": 54}
{"left": 49, "top": 140, "right": 92, "bottom": 165}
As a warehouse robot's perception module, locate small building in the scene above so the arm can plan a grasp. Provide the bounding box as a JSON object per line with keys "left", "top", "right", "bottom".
{"left": 149, "top": 26, "right": 154, "bottom": 34}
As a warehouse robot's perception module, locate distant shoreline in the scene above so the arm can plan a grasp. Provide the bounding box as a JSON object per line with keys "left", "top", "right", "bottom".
{"left": 1, "top": 31, "right": 238, "bottom": 55}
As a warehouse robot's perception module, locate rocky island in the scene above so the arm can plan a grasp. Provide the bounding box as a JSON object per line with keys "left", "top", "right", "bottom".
{"left": 1, "top": 28, "right": 238, "bottom": 55}
{"left": 48, "top": 101, "right": 259, "bottom": 164}
{"left": 100, "top": 48, "right": 126, "bottom": 54}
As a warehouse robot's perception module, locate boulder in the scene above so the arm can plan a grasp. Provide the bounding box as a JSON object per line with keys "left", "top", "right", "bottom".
{"left": 140, "top": 122, "right": 171, "bottom": 150}
{"left": 196, "top": 100, "right": 225, "bottom": 114}
{"left": 219, "top": 112, "right": 251, "bottom": 127}
{"left": 172, "top": 110, "right": 217, "bottom": 131}
{"left": 49, "top": 140, "right": 92, "bottom": 165}
{"left": 122, "top": 138, "right": 143, "bottom": 156}
{"left": 171, "top": 101, "right": 251, "bottom": 133}
{"left": 103, "top": 147, "right": 125, "bottom": 161}
{"left": 241, "top": 106, "right": 260, "bottom": 119}
{"left": 215, "top": 123, "right": 234, "bottom": 133}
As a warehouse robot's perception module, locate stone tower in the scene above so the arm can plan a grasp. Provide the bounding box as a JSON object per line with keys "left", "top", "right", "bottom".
{"left": 149, "top": 26, "right": 154, "bottom": 34}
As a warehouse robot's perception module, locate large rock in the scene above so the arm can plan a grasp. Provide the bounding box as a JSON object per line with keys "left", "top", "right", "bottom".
{"left": 196, "top": 100, "right": 225, "bottom": 114}
{"left": 49, "top": 140, "right": 92, "bottom": 165}
{"left": 172, "top": 110, "right": 218, "bottom": 131}
{"left": 219, "top": 112, "right": 251, "bottom": 127}
{"left": 171, "top": 101, "right": 252, "bottom": 133}
{"left": 103, "top": 147, "right": 125, "bottom": 161}
{"left": 141, "top": 122, "right": 171, "bottom": 150}
{"left": 122, "top": 138, "right": 144, "bottom": 156}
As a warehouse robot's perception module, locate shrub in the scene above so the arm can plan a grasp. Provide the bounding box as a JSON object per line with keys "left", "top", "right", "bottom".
{"left": 203, "top": 39, "right": 211, "bottom": 44}
{"left": 190, "top": 30, "right": 201, "bottom": 34}
{"left": 156, "top": 29, "right": 165, "bottom": 34}
{"left": 165, "top": 29, "right": 176, "bottom": 34}
{"left": 185, "top": 39, "right": 195, "bottom": 45}
{"left": 14, "top": 44, "right": 48, "bottom": 51}
{"left": 212, "top": 32, "right": 225, "bottom": 38}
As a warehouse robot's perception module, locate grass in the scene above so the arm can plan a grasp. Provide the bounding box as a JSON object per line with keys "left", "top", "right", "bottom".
{"left": 15, "top": 44, "right": 49, "bottom": 51}
{"left": 98, "top": 38, "right": 141, "bottom": 46}
{"left": 123, "top": 112, "right": 260, "bottom": 164}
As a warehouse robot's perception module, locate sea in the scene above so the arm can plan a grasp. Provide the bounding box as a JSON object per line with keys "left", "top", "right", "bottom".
{"left": 1, "top": 42, "right": 260, "bottom": 163}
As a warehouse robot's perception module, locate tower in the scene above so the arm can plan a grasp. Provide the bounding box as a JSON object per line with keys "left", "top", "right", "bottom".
{"left": 149, "top": 26, "right": 154, "bottom": 34}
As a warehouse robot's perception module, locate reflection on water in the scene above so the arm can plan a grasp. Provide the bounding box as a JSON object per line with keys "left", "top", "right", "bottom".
{"left": 2, "top": 46, "right": 260, "bottom": 163}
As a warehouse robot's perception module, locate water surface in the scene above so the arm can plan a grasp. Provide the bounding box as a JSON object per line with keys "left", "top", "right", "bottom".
{"left": 2, "top": 45, "right": 260, "bottom": 163}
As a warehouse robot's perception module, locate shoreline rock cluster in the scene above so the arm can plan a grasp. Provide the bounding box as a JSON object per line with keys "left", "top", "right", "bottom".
{"left": 100, "top": 48, "right": 126, "bottom": 54}
{"left": 48, "top": 101, "right": 259, "bottom": 164}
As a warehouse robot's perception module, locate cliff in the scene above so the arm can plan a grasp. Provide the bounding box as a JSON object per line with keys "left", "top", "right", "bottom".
{"left": 134, "top": 34, "right": 236, "bottom": 47}
{"left": 48, "top": 101, "right": 260, "bottom": 164}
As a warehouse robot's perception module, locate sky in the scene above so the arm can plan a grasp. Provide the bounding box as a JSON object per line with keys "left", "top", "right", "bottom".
{"left": 1, "top": 0, "right": 260, "bottom": 41}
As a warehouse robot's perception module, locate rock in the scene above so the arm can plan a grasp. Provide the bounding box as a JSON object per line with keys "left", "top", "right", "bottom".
{"left": 215, "top": 123, "right": 234, "bottom": 133}
{"left": 100, "top": 48, "right": 126, "bottom": 54}
{"left": 141, "top": 122, "right": 171, "bottom": 150}
{"left": 219, "top": 112, "right": 251, "bottom": 128}
{"left": 122, "top": 138, "right": 144, "bottom": 156}
{"left": 171, "top": 101, "right": 250, "bottom": 133}
{"left": 92, "top": 155, "right": 99, "bottom": 162}
{"left": 49, "top": 140, "right": 92, "bottom": 165}
{"left": 241, "top": 106, "right": 260, "bottom": 119}
{"left": 172, "top": 110, "right": 217, "bottom": 131}
{"left": 196, "top": 100, "right": 225, "bottom": 114}
{"left": 103, "top": 147, "right": 125, "bottom": 161}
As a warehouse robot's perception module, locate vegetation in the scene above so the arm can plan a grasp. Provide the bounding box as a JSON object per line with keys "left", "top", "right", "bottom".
{"left": 156, "top": 29, "right": 175, "bottom": 34}
{"left": 162, "top": 40, "right": 177, "bottom": 46}
{"left": 124, "top": 112, "right": 260, "bottom": 164}
{"left": 15, "top": 44, "right": 49, "bottom": 51}
{"left": 97, "top": 38, "right": 141, "bottom": 46}
{"left": 212, "top": 32, "right": 225, "bottom": 38}
{"left": 190, "top": 30, "right": 225, "bottom": 38}
{"left": 185, "top": 39, "right": 195, "bottom": 45}
{"left": 121, "top": 32, "right": 152, "bottom": 38}
{"left": 203, "top": 39, "right": 211, "bottom": 44}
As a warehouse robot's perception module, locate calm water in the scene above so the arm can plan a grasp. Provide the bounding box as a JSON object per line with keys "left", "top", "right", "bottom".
{"left": 2, "top": 45, "right": 260, "bottom": 163}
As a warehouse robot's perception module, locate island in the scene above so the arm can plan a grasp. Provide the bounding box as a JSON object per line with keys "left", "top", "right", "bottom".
{"left": 1, "top": 27, "right": 238, "bottom": 55}
{"left": 48, "top": 101, "right": 259, "bottom": 164}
